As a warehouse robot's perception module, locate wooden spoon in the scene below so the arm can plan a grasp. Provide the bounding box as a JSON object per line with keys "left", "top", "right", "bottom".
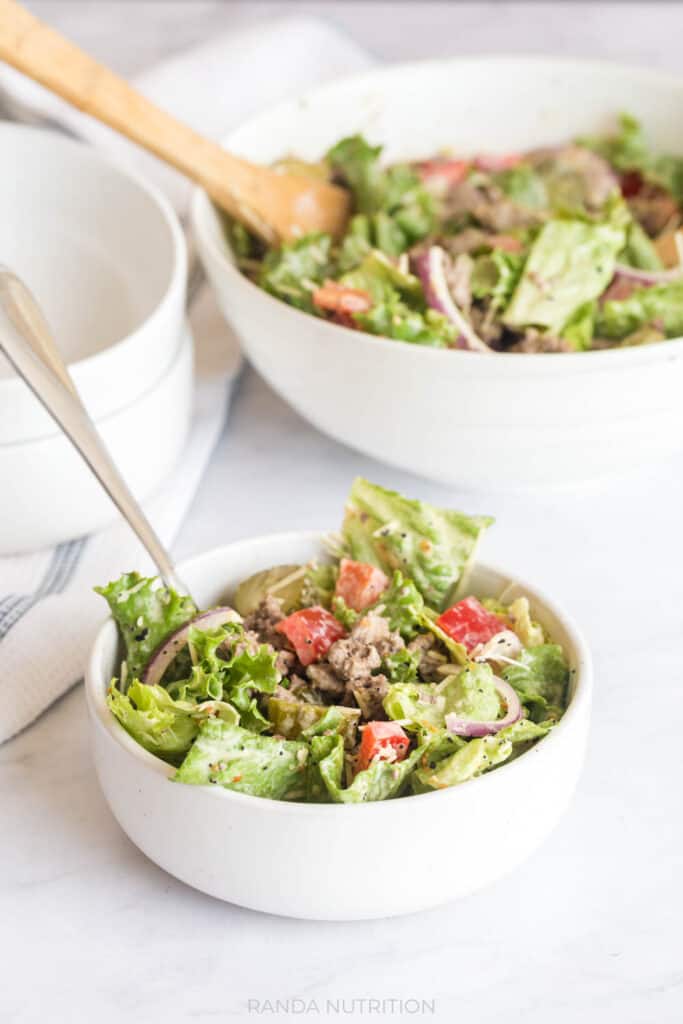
{"left": 0, "top": 0, "right": 350, "bottom": 244}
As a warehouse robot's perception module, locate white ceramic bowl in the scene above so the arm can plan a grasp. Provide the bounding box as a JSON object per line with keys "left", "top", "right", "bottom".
{"left": 0, "top": 125, "right": 189, "bottom": 550}
{"left": 0, "top": 323, "right": 193, "bottom": 553}
{"left": 192, "top": 58, "right": 683, "bottom": 490}
{"left": 86, "top": 531, "right": 591, "bottom": 920}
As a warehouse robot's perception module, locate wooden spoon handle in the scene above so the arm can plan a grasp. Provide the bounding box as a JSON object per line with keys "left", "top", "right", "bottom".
{"left": 0, "top": 0, "right": 278, "bottom": 239}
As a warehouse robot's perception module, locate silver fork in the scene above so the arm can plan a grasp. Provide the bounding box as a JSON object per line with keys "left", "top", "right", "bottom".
{"left": 0, "top": 84, "right": 206, "bottom": 309}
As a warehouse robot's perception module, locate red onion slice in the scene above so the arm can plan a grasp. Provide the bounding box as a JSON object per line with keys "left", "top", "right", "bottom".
{"left": 445, "top": 677, "right": 522, "bottom": 738}
{"left": 601, "top": 263, "right": 683, "bottom": 305}
{"left": 612, "top": 263, "right": 683, "bottom": 285}
{"left": 413, "top": 246, "right": 491, "bottom": 352}
{"left": 141, "top": 607, "right": 242, "bottom": 685}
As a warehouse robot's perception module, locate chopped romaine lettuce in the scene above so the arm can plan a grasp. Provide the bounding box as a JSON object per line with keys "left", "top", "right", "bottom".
{"left": 175, "top": 718, "right": 308, "bottom": 799}
{"left": 471, "top": 248, "right": 526, "bottom": 310}
{"left": 259, "top": 233, "right": 334, "bottom": 313}
{"left": 504, "top": 219, "right": 625, "bottom": 334}
{"left": 107, "top": 679, "right": 202, "bottom": 764}
{"left": 311, "top": 733, "right": 424, "bottom": 803}
{"left": 494, "top": 163, "right": 549, "bottom": 209}
{"left": 503, "top": 644, "right": 569, "bottom": 719}
{"left": 340, "top": 249, "right": 422, "bottom": 303}
{"left": 268, "top": 699, "right": 359, "bottom": 748}
{"left": 326, "top": 135, "right": 435, "bottom": 255}
{"left": 95, "top": 573, "right": 197, "bottom": 682}
{"left": 384, "top": 662, "right": 500, "bottom": 737}
{"left": 383, "top": 646, "right": 421, "bottom": 684}
{"left": 415, "top": 717, "right": 552, "bottom": 789}
{"left": 506, "top": 596, "right": 545, "bottom": 647}
{"left": 561, "top": 299, "right": 597, "bottom": 351}
{"left": 301, "top": 561, "right": 338, "bottom": 607}
{"left": 341, "top": 477, "right": 493, "bottom": 611}
{"left": 621, "top": 221, "right": 664, "bottom": 271}
{"left": 369, "top": 570, "right": 425, "bottom": 639}
{"left": 326, "top": 135, "right": 387, "bottom": 214}
{"left": 597, "top": 279, "right": 683, "bottom": 339}
{"left": 354, "top": 295, "right": 455, "bottom": 347}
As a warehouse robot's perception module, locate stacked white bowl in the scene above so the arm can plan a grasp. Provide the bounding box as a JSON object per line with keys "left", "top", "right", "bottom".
{"left": 0, "top": 125, "right": 191, "bottom": 553}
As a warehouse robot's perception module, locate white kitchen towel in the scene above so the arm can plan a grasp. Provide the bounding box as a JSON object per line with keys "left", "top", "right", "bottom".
{"left": 0, "top": 16, "right": 373, "bottom": 743}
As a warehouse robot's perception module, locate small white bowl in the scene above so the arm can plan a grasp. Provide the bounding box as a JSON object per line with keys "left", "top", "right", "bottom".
{"left": 192, "top": 57, "right": 683, "bottom": 489}
{"left": 0, "top": 125, "right": 189, "bottom": 550}
{"left": 0, "top": 323, "right": 193, "bottom": 553}
{"left": 86, "top": 531, "right": 592, "bottom": 920}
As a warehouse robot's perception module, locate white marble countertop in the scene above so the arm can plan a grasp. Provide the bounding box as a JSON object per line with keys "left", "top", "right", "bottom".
{"left": 3, "top": 4, "right": 683, "bottom": 1023}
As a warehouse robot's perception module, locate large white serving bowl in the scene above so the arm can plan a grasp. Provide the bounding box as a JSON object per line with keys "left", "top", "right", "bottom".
{"left": 0, "top": 323, "right": 193, "bottom": 553}
{"left": 192, "top": 58, "right": 683, "bottom": 489}
{"left": 86, "top": 530, "right": 592, "bottom": 920}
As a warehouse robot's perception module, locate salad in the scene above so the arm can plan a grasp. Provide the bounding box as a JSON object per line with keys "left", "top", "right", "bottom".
{"left": 99, "top": 479, "right": 571, "bottom": 803}
{"left": 226, "top": 114, "right": 683, "bottom": 353}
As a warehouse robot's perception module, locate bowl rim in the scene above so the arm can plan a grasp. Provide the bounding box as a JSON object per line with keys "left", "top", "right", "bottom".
{"left": 0, "top": 123, "right": 187, "bottom": 399}
{"left": 191, "top": 53, "right": 683, "bottom": 373}
{"left": 85, "top": 529, "right": 593, "bottom": 815}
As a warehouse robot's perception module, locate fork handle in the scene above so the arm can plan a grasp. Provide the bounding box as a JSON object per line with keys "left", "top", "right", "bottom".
{"left": 0, "top": 269, "right": 188, "bottom": 593}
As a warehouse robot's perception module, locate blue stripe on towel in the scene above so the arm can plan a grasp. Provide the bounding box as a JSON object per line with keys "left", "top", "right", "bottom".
{"left": 0, "top": 537, "right": 86, "bottom": 641}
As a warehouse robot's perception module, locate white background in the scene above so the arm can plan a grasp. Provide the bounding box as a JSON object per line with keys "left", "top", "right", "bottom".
{"left": 2, "top": 4, "right": 683, "bottom": 1023}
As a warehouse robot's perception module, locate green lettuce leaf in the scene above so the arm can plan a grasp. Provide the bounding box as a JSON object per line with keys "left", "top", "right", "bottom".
{"left": 415, "top": 717, "right": 552, "bottom": 790}
{"left": 107, "top": 679, "right": 201, "bottom": 764}
{"left": 259, "top": 233, "right": 334, "bottom": 313}
{"left": 326, "top": 135, "right": 387, "bottom": 214}
{"left": 301, "top": 561, "right": 337, "bottom": 608}
{"left": 384, "top": 662, "right": 500, "bottom": 738}
{"left": 311, "top": 733, "right": 424, "bottom": 803}
{"left": 503, "top": 644, "right": 569, "bottom": 719}
{"left": 620, "top": 220, "right": 664, "bottom": 271}
{"left": 370, "top": 570, "right": 425, "bottom": 639}
{"left": 340, "top": 249, "right": 422, "bottom": 303}
{"left": 504, "top": 218, "right": 625, "bottom": 334}
{"left": 268, "top": 699, "right": 360, "bottom": 748}
{"left": 331, "top": 595, "right": 359, "bottom": 630}
{"left": 174, "top": 718, "right": 308, "bottom": 800}
{"left": 471, "top": 248, "right": 526, "bottom": 310}
{"left": 95, "top": 573, "right": 197, "bottom": 682}
{"left": 341, "top": 477, "right": 493, "bottom": 610}
{"left": 224, "top": 642, "right": 281, "bottom": 733}
{"left": 596, "top": 279, "right": 683, "bottom": 340}
{"left": 561, "top": 299, "right": 596, "bottom": 351}
{"left": 327, "top": 135, "right": 435, "bottom": 256}
{"left": 494, "top": 163, "right": 549, "bottom": 209}
{"left": 506, "top": 596, "right": 545, "bottom": 647}
{"left": 354, "top": 295, "right": 455, "bottom": 348}
{"left": 383, "top": 646, "right": 421, "bottom": 684}
{"left": 169, "top": 624, "right": 280, "bottom": 734}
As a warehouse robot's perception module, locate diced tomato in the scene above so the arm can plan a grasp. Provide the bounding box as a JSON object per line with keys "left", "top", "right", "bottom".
{"left": 312, "top": 280, "right": 372, "bottom": 315}
{"left": 275, "top": 607, "right": 346, "bottom": 667}
{"left": 417, "top": 158, "right": 470, "bottom": 187}
{"left": 436, "top": 596, "right": 507, "bottom": 653}
{"left": 335, "top": 558, "right": 389, "bottom": 612}
{"left": 473, "top": 153, "right": 522, "bottom": 173}
{"left": 358, "top": 721, "right": 410, "bottom": 772}
{"left": 620, "top": 170, "right": 644, "bottom": 198}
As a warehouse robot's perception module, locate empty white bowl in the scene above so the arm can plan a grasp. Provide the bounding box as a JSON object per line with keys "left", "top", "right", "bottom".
{"left": 0, "top": 125, "right": 189, "bottom": 550}
{"left": 192, "top": 58, "right": 683, "bottom": 489}
{"left": 1, "top": 323, "right": 193, "bottom": 553}
{"left": 86, "top": 530, "right": 592, "bottom": 920}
